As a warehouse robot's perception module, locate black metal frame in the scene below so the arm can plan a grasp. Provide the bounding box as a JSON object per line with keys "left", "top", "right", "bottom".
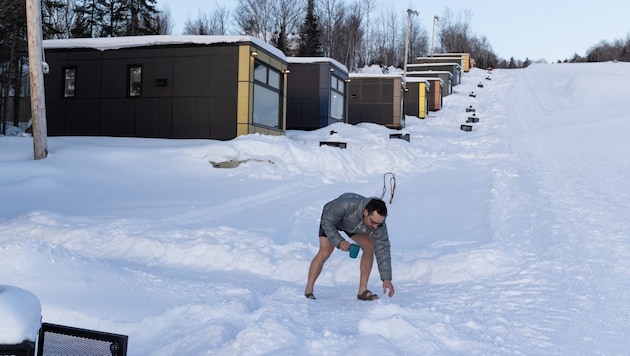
{"left": 389, "top": 133, "right": 411, "bottom": 142}
{"left": 319, "top": 141, "right": 347, "bottom": 149}
{"left": 37, "top": 323, "right": 128, "bottom": 356}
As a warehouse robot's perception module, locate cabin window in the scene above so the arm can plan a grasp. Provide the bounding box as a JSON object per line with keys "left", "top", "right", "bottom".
{"left": 63, "top": 67, "right": 76, "bottom": 98}
{"left": 252, "top": 61, "right": 282, "bottom": 129}
{"left": 268, "top": 70, "right": 280, "bottom": 90}
{"left": 128, "top": 65, "right": 142, "bottom": 97}
{"left": 330, "top": 74, "right": 345, "bottom": 120}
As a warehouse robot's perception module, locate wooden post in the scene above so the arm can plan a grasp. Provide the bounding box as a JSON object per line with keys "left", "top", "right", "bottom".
{"left": 26, "top": 0, "right": 48, "bottom": 160}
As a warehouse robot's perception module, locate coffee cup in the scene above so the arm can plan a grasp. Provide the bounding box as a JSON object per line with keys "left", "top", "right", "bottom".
{"left": 349, "top": 243, "right": 360, "bottom": 258}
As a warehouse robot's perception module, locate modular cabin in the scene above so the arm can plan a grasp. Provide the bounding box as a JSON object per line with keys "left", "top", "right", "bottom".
{"left": 286, "top": 57, "right": 348, "bottom": 130}
{"left": 347, "top": 73, "right": 405, "bottom": 129}
{"left": 416, "top": 77, "right": 442, "bottom": 111}
{"left": 431, "top": 53, "right": 472, "bottom": 72}
{"left": 42, "top": 35, "right": 288, "bottom": 140}
{"left": 404, "top": 78, "right": 430, "bottom": 119}
{"left": 406, "top": 63, "right": 462, "bottom": 86}
{"left": 415, "top": 56, "right": 471, "bottom": 73}
{"left": 406, "top": 70, "right": 452, "bottom": 97}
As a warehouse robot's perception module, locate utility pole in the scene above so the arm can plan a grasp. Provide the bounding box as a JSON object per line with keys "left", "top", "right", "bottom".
{"left": 26, "top": 0, "right": 48, "bottom": 160}
{"left": 431, "top": 15, "right": 440, "bottom": 57}
{"left": 403, "top": 9, "right": 419, "bottom": 77}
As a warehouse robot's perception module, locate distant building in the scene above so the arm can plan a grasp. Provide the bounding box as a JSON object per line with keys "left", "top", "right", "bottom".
{"left": 404, "top": 78, "right": 430, "bottom": 119}
{"left": 407, "top": 63, "right": 462, "bottom": 86}
{"left": 286, "top": 57, "right": 348, "bottom": 130}
{"left": 418, "top": 53, "right": 471, "bottom": 72}
{"left": 347, "top": 73, "right": 405, "bottom": 129}
{"left": 43, "top": 35, "right": 288, "bottom": 140}
{"left": 406, "top": 70, "right": 452, "bottom": 97}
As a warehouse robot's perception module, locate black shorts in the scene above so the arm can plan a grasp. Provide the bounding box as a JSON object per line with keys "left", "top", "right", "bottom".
{"left": 319, "top": 224, "right": 355, "bottom": 238}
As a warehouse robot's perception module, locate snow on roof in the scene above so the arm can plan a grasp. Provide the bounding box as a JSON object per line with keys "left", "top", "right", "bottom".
{"left": 407, "top": 70, "right": 453, "bottom": 75}
{"left": 416, "top": 55, "right": 464, "bottom": 59}
{"left": 408, "top": 63, "right": 461, "bottom": 68}
{"left": 349, "top": 72, "right": 404, "bottom": 79}
{"left": 405, "top": 77, "right": 431, "bottom": 83}
{"left": 0, "top": 285, "right": 41, "bottom": 344}
{"left": 407, "top": 76, "right": 444, "bottom": 84}
{"left": 43, "top": 35, "right": 286, "bottom": 59}
{"left": 286, "top": 56, "right": 348, "bottom": 74}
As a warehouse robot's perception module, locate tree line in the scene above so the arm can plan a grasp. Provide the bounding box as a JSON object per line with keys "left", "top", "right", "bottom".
{"left": 566, "top": 35, "right": 630, "bottom": 63}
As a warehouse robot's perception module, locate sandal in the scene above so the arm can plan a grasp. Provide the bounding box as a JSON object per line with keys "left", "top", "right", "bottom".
{"left": 357, "top": 289, "right": 379, "bottom": 301}
{"left": 304, "top": 292, "right": 316, "bottom": 300}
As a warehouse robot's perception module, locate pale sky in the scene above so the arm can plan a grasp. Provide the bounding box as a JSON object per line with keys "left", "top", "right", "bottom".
{"left": 159, "top": 0, "right": 629, "bottom": 62}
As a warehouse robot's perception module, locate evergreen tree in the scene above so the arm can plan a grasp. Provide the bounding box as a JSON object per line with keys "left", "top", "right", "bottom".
{"left": 150, "top": 6, "right": 174, "bottom": 35}
{"left": 71, "top": 0, "right": 101, "bottom": 38}
{"left": 42, "top": 0, "right": 68, "bottom": 39}
{"left": 126, "top": 0, "right": 159, "bottom": 36}
{"left": 98, "top": 0, "right": 129, "bottom": 37}
{"left": 271, "top": 25, "right": 288, "bottom": 55}
{"left": 0, "top": 0, "right": 27, "bottom": 133}
{"left": 297, "top": 0, "right": 322, "bottom": 56}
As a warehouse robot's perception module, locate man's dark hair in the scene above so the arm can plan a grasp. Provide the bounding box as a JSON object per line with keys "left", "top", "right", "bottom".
{"left": 366, "top": 199, "right": 387, "bottom": 217}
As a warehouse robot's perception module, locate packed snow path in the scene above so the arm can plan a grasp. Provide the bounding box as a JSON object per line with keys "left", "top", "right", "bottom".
{"left": 1, "top": 62, "right": 630, "bottom": 355}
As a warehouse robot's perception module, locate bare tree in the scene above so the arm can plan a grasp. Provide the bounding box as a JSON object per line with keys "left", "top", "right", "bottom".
{"left": 152, "top": 5, "right": 173, "bottom": 35}
{"left": 586, "top": 35, "right": 630, "bottom": 62}
{"left": 270, "top": 0, "right": 304, "bottom": 54}
{"left": 184, "top": 6, "right": 231, "bottom": 35}
{"left": 371, "top": 9, "right": 401, "bottom": 67}
{"left": 235, "top": 0, "right": 275, "bottom": 42}
{"left": 437, "top": 8, "right": 473, "bottom": 54}
{"left": 42, "top": 0, "right": 77, "bottom": 39}
{"left": 361, "top": 0, "right": 376, "bottom": 65}
{"left": 318, "top": 0, "right": 345, "bottom": 57}
{"left": 183, "top": 10, "right": 211, "bottom": 35}
{"left": 407, "top": 14, "right": 429, "bottom": 61}
{"left": 468, "top": 35, "right": 497, "bottom": 68}
{"left": 339, "top": 2, "right": 363, "bottom": 71}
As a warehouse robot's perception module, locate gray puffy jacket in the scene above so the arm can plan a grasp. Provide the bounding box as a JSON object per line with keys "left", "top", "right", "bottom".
{"left": 320, "top": 193, "right": 392, "bottom": 281}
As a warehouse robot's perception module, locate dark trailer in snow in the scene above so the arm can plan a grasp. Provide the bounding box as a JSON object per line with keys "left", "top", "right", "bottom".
{"left": 430, "top": 53, "right": 472, "bottom": 72}
{"left": 42, "top": 35, "right": 288, "bottom": 140}
{"left": 404, "top": 78, "right": 430, "bottom": 119}
{"left": 410, "top": 77, "right": 442, "bottom": 112}
{"left": 407, "top": 63, "right": 462, "bottom": 86}
{"left": 347, "top": 73, "right": 405, "bottom": 129}
{"left": 405, "top": 70, "right": 453, "bottom": 98}
{"left": 286, "top": 57, "right": 348, "bottom": 131}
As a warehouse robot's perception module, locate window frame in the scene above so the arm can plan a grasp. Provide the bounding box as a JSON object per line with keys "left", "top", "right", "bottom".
{"left": 127, "top": 64, "right": 143, "bottom": 97}
{"left": 63, "top": 66, "right": 77, "bottom": 98}
{"left": 330, "top": 74, "right": 345, "bottom": 121}
{"left": 252, "top": 61, "right": 282, "bottom": 129}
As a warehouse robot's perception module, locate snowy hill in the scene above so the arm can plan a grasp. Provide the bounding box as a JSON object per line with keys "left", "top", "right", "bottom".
{"left": 1, "top": 62, "right": 630, "bottom": 355}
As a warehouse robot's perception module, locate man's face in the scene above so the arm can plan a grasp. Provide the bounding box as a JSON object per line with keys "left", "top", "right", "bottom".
{"left": 364, "top": 209, "right": 385, "bottom": 230}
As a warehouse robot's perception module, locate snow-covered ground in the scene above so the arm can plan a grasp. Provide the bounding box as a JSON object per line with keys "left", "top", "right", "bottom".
{"left": 1, "top": 62, "right": 630, "bottom": 355}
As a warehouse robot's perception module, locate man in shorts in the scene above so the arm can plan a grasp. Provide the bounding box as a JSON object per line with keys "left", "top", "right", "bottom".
{"left": 304, "top": 193, "right": 395, "bottom": 300}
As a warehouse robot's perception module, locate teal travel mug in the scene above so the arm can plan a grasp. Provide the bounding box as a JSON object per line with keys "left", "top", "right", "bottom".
{"left": 349, "top": 243, "right": 360, "bottom": 258}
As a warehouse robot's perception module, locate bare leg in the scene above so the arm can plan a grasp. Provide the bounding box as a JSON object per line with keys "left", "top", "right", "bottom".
{"left": 350, "top": 234, "right": 375, "bottom": 296}
{"left": 305, "top": 236, "right": 335, "bottom": 296}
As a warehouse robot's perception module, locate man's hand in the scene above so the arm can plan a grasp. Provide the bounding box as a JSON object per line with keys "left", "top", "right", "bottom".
{"left": 383, "top": 280, "right": 395, "bottom": 297}
{"left": 338, "top": 240, "right": 351, "bottom": 251}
